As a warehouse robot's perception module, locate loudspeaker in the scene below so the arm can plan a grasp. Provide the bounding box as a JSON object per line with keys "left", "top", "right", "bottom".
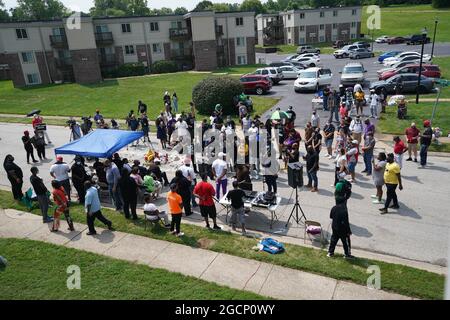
{"left": 287, "top": 162, "right": 304, "bottom": 188}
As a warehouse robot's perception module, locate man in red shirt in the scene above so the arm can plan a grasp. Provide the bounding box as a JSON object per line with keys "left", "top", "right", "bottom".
{"left": 404, "top": 123, "right": 420, "bottom": 163}
{"left": 393, "top": 136, "right": 408, "bottom": 169}
{"left": 32, "top": 114, "right": 52, "bottom": 144}
{"left": 193, "top": 174, "right": 221, "bottom": 230}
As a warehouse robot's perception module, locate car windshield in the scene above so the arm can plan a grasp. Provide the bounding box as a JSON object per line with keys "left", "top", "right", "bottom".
{"left": 343, "top": 66, "right": 363, "bottom": 74}
{"left": 299, "top": 71, "right": 316, "bottom": 78}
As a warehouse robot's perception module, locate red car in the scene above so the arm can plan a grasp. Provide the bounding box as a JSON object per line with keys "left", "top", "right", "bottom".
{"left": 379, "top": 64, "right": 441, "bottom": 80}
{"left": 387, "top": 37, "right": 406, "bottom": 45}
{"left": 239, "top": 74, "right": 272, "bottom": 95}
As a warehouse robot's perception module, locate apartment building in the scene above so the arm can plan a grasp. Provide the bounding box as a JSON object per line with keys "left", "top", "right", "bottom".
{"left": 0, "top": 11, "right": 256, "bottom": 87}
{"left": 256, "top": 6, "right": 362, "bottom": 46}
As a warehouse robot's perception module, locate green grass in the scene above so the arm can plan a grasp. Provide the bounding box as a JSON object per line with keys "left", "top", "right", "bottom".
{"left": 362, "top": 5, "right": 450, "bottom": 42}
{"left": 0, "top": 190, "right": 444, "bottom": 299}
{"left": 256, "top": 43, "right": 335, "bottom": 55}
{"left": 212, "top": 64, "right": 266, "bottom": 74}
{"left": 0, "top": 238, "right": 266, "bottom": 300}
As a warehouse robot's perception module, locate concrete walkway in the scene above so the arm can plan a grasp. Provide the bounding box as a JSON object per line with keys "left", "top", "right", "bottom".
{"left": 0, "top": 207, "right": 413, "bottom": 300}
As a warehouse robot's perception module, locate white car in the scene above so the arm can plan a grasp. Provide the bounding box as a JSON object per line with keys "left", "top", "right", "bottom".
{"left": 254, "top": 67, "right": 284, "bottom": 84}
{"left": 278, "top": 65, "right": 302, "bottom": 79}
{"left": 291, "top": 56, "right": 320, "bottom": 67}
{"left": 377, "top": 60, "right": 420, "bottom": 76}
{"left": 294, "top": 67, "right": 332, "bottom": 92}
{"left": 375, "top": 36, "right": 390, "bottom": 43}
{"left": 383, "top": 52, "right": 430, "bottom": 65}
{"left": 297, "top": 53, "right": 319, "bottom": 58}
{"left": 333, "top": 44, "right": 365, "bottom": 58}
{"left": 282, "top": 54, "right": 300, "bottom": 62}
{"left": 383, "top": 54, "right": 431, "bottom": 67}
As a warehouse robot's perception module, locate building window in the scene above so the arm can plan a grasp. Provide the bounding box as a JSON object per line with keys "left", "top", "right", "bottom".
{"left": 333, "top": 10, "right": 338, "bottom": 17}
{"left": 21, "top": 52, "right": 35, "bottom": 63}
{"left": 236, "top": 37, "right": 246, "bottom": 47}
{"left": 320, "top": 24, "right": 324, "bottom": 30}
{"left": 352, "top": 9, "right": 357, "bottom": 15}
{"left": 152, "top": 43, "right": 162, "bottom": 53}
{"left": 300, "top": 26, "right": 305, "bottom": 32}
{"left": 332, "top": 35, "right": 337, "bottom": 41}
{"left": 16, "top": 28, "right": 28, "bottom": 39}
{"left": 299, "top": 37, "right": 305, "bottom": 44}
{"left": 288, "top": 38, "right": 291, "bottom": 44}
{"left": 237, "top": 55, "right": 247, "bottom": 65}
{"left": 121, "top": 23, "right": 131, "bottom": 33}
{"left": 150, "top": 22, "right": 159, "bottom": 32}
{"left": 236, "top": 17, "right": 244, "bottom": 26}
{"left": 288, "top": 14, "right": 291, "bottom": 20}
{"left": 300, "top": 13, "right": 305, "bottom": 19}
{"left": 124, "top": 45, "right": 135, "bottom": 55}
{"left": 351, "top": 33, "right": 356, "bottom": 39}
{"left": 319, "top": 36, "right": 325, "bottom": 42}
{"left": 26, "top": 73, "right": 40, "bottom": 85}
{"left": 320, "top": 12, "right": 325, "bottom": 18}
{"left": 333, "top": 23, "right": 337, "bottom": 29}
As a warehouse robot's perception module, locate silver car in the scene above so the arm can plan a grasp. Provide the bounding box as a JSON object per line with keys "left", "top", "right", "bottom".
{"left": 349, "top": 48, "right": 375, "bottom": 59}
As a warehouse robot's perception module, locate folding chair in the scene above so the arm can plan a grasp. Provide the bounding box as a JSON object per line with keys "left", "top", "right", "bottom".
{"left": 143, "top": 211, "right": 162, "bottom": 230}
{"left": 304, "top": 220, "right": 324, "bottom": 245}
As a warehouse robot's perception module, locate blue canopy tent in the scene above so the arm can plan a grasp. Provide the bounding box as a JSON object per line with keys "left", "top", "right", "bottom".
{"left": 54, "top": 129, "right": 144, "bottom": 158}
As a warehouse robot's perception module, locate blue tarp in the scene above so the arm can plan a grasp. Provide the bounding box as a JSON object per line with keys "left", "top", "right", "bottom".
{"left": 54, "top": 129, "right": 144, "bottom": 158}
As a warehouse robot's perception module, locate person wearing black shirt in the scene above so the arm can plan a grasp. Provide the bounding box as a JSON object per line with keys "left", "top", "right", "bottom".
{"left": 112, "top": 153, "right": 123, "bottom": 170}
{"left": 419, "top": 120, "right": 433, "bottom": 168}
{"left": 304, "top": 146, "right": 319, "bottom": 192}
{"left": 323, "top": 121, "right": 335, "bottom": 158}
{"left": 170, "top": 170, "right": 193, "bottom": 216}
{"left": 327, "top": 200, "right": 353, "bottom": 258}
{"left": 119, "top": 168, "right": 138, "bottom": 220}
{"left": 312, "top": 128, "right": 322, "bottom": 155}
{"left": 93, "top": 158, "right": 107, "bottom": 183}
{"left": 71, "top": 156, "right": 87, "bottom": 204}
{"left": 149, "top": 160, "right": 170, "bottom": 186}
{"left": 31, "top": 130, "right": 46, "bottom": 160}
{"left": 22, "top": 130, "right": 38, "bottom": 164}
{"left": 3, "top": 154, "right": 23, "bottom": 200}
{"left": 138, "top": 100, "right": 147, "bottom": 114}
{"left": 226, "top": 181, "right": 247, "bottom": 234}
{"left": 140, "top": 114, "right": 150, "bottom": 142}
{"left": 30, "top": 166, "right": 52, "bottom": 223}
{"left": 286, "top": 106, "right": 296, "bottom": 123}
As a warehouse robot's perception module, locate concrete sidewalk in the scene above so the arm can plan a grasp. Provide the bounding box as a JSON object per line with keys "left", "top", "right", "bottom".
{"left": 0, "top": 207, "right": 412, "bottom": 300}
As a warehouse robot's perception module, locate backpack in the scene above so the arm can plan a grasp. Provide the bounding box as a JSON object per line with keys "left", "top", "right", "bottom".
{"left": 259, "top": 238, "right": 285, "bottom": 254}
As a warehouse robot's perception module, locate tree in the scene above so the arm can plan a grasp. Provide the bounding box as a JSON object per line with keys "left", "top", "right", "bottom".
{"left": 432, "top": 0, "right": 450, "bottom": 8}
{"left": 150, "top": 7, "right": 173, "bottom": 15}
{"left": 174, "top": 7, "right": 188, "bottom": 15}
{"left": 0, "top": 0, "right": 10, "bottom": 21}
{"left": 126, "top": 0, "right": 150, "bottom": 15}
{"left": 240, "top": 0, "right": 266, "bottom": 14}
{"left": 264, "top": 0, "right": 280, "bottom": 12}
{"left": 210, "top": 3, "right": 232, "bottom": 11}
{"left": 193, "top": 0, "right": 213, "bottom": 11}
{"left": 11, "top": 0, "right": 68, "bottom": 20}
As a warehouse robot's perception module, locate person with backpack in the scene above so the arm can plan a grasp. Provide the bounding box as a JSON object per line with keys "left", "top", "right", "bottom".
{"left": 327, "top": 197, "right": 354, "bottom": 259}
{"left": 334, "top": 173, "right": 352, "bottom": 206}
{"left": 346, "top": 140, "right": 359, "bottom": 183}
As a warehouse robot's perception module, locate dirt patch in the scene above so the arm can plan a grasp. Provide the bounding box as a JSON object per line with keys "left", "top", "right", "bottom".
{"left": 197, "top": 238, "right": 216, "bottom": 249}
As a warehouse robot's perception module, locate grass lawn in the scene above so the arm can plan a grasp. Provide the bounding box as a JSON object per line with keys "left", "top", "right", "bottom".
{"left": 0, "top": 72, "right": 279, "bottom": 121}
{"left": 0, "top": 238, "right": 265, "bottom": 300}
{"left": 256, "top": 43, "right": 336, "bottom": 55}
{"left": 361, "top": 5, "right": 450, "bottom": 42}
{"left": 212, "top": 64, "right": 266, "bottom": 74}
{"left": 0, "top": 190, "right": 444, "bottom": 300}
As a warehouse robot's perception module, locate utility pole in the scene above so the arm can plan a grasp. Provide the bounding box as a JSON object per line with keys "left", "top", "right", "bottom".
{"left": 415, "top": 28, "right": 428, "bottom": 105}
{"left": 431, "top": 19, "right": 438, "bottom": 59}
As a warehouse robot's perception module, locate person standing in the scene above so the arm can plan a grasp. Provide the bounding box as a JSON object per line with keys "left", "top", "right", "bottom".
{"left": 371, "top": 152, "right": 387, "bottom": 204}
{"left": 50, "top": 156, "right": 71, "bottom": 203}
{"left": 71, "top": 156, "right": 87, "bottom": 205}
{"left": 379, "top": 153, "right": 403, "bottom": 214}
{"left": 327, "top": 198, "right": 354, "bottom": 259}
{"left": 354, "top": 87, "right": 365, "bottom": 116}
{"left": 172, "top": 92, "right": 178, "bottom": 113}
{"left": 369, "top": 89, "right": 379, "bottom": 119}
{"left": 312, "top": 127, "right": 322, "bottom": 155}
{"left": 32, "top": 114, "right": 52, "bottom": 144}
{"left": 22, "top": 131, "right": 38, "bottom": 164}
{"left": 393, "top": 136, "right": 408, "bottom": 169}
{"left": 226, "top": 180, "right": 247, "bottom": 234}
{"left": 137, "top": 100, "right": 147, "bottom": 115}
{"left": 167, "top": 183, "right": 184, "bottom": 237}
{"left": 419, "top": 120, "right": 433, "bottom": 168}
{"left": 304, "top": 146, "right": 319, "bottom": 192}
{"left": 104, "top": 160, "right": 123, "bottom": 212}
{"left": 262, "top": 158, "right": 279, "bottom": 194}
{"left": 349, "top": 115, "right": 363, "bottom": 144}
{"left": 212, "top": 152, "right": 228, "bottom": 199}
{"left": 405, "top": 123, "right": 420, "bottom": 163}
{"left": 94, "top": 109, "right": 103, "bottom": 123}
{"left": 3, "top": 155, "right": 23, "bottom": 201}
{"left": 84, "top": 180, "right": 113, "bottom": 235}
{"left": 31, "top": 130, "right": 46, "bottom": 160}
{"left": 194, "top": 174, "right": 221, "bottom": 230}
{"left": 346, "top": 140, "right": 359, "bottom": 183}
{"left": 328, "top": 90, "right": 339, "bottom": 123}
{"left": 30, "top": 167, "right": 53, "bottom": 223}
{"left": 334, "top": 148, "right": 347, "bottom": 186}
{"left": 363, "top": 118, "right": 375, "bottom": 139}
{"left": 170, "top": 170, "right": 193, "bottom": 216}
{"left": 323, "top": 120, "right": 335, "bottom": 159}
{"left": 311, "top": 110, "right": 320, "bottom": 129}
{"left": 361, "top": 131, "right": 376, "bottom": 176}
{"left": 50, "top": 180, "right": 66, "bottom": 232}
{"left": 140, "top": 114, "right": 150, "bottom": 143}
{"left": 157, "top": 121, "right": 167, "bottom": 149}
{"left": 119, "top": 168, "right": 138, "bottom": 220}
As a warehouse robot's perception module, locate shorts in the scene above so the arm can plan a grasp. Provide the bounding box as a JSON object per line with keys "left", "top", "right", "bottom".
{"left": 348, "top": 162, "right": 356, "bottom": 173}
{"left": 231, "top": 207, "right": 245, "bottom": 225}
{"left": 200, "top": 205, "right": 217, "bottom": 219}
{"left": 325, "top": 139, "right": 333, "bottom": 148}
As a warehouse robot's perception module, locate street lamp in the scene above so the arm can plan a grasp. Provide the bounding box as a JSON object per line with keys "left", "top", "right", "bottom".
{"left": 415, "top": 28, "right": 428, "bottom": 104}
{"left": 431, "top": 19, "right": 438, "bottom": 59}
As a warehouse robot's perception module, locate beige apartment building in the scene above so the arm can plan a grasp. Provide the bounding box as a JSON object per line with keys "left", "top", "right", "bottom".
{"left": 0, "top": 11, "right": 256, "bottom": 87}
{"left": 256, "top": 6, "right": 362, "bottom": 46}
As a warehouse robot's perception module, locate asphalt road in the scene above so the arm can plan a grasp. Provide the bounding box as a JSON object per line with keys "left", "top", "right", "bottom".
{"left": 256, "top": 42, "right": 450, "bottom": 126}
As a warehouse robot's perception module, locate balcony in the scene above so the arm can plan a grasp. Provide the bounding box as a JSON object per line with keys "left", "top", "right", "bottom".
{"left": 99, "top": 54, "right": 117, "bottom": 67}
{"left": 267, "top": 19, "right": 283, "bottom": 28}
{"left": 215, "top": 25, "right": 223, "bottom": 37}
{"left": 49, "top": 35, "right": 68, "bottom": 48}
{"left": 169, "top": 28, "right": 191, "bottom": 41}
{"left": 170, "top": 49, "right": 193, "bottom": 60}
{"left": 55, "top": 57, "right": 72, "bottom": 69}
{"left": 95, "top": 32, "right": 114, "bottom": 45}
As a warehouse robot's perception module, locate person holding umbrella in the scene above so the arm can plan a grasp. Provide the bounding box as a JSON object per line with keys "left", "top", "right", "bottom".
{"left": 30, "top": 111, "right": 52, "bottom": 144}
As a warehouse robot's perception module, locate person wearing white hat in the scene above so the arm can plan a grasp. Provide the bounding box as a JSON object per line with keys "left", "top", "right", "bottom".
{"left": 212, "top": 152, "right": 228, "bottom": 198}
{"left": 346, "top": 140, "right": 359, "bottom": 183}
{"left": 369, "top": 89, "right": 379, "bottom": 119}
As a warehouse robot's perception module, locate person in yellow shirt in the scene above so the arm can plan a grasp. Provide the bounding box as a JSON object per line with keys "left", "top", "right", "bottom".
{"left": 354, "top": 88, "right": 365, "bottom": 116}
{"left": 167, "top": 183, "right": 184, "bottom": 237}
{"left": 379, "top": 153, "right": 403, "bottom": 214}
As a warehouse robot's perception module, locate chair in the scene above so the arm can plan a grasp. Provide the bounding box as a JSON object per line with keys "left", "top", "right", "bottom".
{"left": 304, "top": 220, "right": 324, "bottom": 245}
{"left": 143, "top": 210, "right": 161, "bottom": 230}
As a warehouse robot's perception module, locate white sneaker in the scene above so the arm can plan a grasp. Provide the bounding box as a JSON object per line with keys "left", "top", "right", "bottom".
{"left": 176, "top": 232, "right": 185, "bottom": 237}
{"left": 370, "top": 195, "right": 378, "bottom": 199}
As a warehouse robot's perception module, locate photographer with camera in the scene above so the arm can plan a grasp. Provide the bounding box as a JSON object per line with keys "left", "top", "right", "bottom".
{"left": 67, "top": 117, "right": 82, "bottom": 141}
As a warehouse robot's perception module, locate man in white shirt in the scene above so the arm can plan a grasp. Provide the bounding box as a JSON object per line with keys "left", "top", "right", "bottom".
{"left": 212, "top": 152, "right": 228, "bottom": 199}
{"left": 50, "top": 156, "right": 71, "bottom": 202}
{"left": 311, "top": 111, "right": 320, "bottom": 129}
{"left": 369, "top": 90, "right": 379, "bottom": 119}
{"left": 349, "top": 115, "right": 364, "bottom": 144}
{"left": 143, "top": 195, "right": 170, "bottom": 227}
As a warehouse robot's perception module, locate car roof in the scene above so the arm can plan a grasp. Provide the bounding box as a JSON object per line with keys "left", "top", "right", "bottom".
{"left": 301, "top": 67, "right": 320, "bottom": 72}
{"left": 242, "top": 74, "right": 266, "bottom": 78}
{"left": 256, "top": 67, "right": 277, "bottom": 70}
{"left": 344, "top": 62, "right": 363, "bottom": 67}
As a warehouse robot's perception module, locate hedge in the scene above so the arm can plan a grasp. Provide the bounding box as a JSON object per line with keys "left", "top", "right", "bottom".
{"left": 151, "top": 60, "right": 179, "bottom": 74}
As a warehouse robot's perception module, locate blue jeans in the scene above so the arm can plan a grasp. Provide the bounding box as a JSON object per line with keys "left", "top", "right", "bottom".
{"left": 108, "top": 184, "right": 123, "bottom": 210}
{"left": 363, "top": 151, "right": 373, "bottom": 174}
{"left": 329, "top": 107, "right": 339, "bottom": 123}
{"left": 323, "top": 96, "right": 328, "bottom": 111}
{"left": 216, "top": 179, "right": 228, "bottom": 199}
{"left": 420, "top": 144, "right": 429, "bottom": 166}
{"left": 307, "top": 170, "right": 318, "bottom": 188}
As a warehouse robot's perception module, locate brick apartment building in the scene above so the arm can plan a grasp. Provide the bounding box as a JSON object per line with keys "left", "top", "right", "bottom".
{"left": 256, "top": 6, "right": 362, "bottom": 46}
{"left": 0, "top": 11, "right": 256, "bottom": 87}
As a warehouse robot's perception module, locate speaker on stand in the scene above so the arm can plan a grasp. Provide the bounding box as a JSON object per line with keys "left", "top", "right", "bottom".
{"left": 286, "top": 162, "right": 307, "bottom": 227}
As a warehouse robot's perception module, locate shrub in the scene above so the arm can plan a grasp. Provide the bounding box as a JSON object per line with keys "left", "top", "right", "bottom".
{"left": 432, "top": 0, "right": 450, "bottom": 8}
{"left": 192, "top": 76, "right": 244, "bottom": 116}
{"left": 104, "top": 63, "right": 146, "bottom": 78}
{"left": 151, "top": 60, "right": 178, "bottom": 74}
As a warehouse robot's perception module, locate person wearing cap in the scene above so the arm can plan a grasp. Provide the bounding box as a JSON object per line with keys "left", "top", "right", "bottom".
{"left": 286, "top": 106, "right": 296, "bottom": 123}
{"left": 369, "top": 89, "right": 379, "bottom": 119}
{"left": 50, "top": 156, "right": 71, "bottom": 202}
{"left": 94, "top": 109, "right": 103, "bottom": 123}
{"left": 179, "top": 157, "right": 198, "bottom": 208}
{"left": 349, "top": 115, "right": 363, "bottom": 144}
{"left": 212, "top": 152, "right": 228, "bottom": 199}
{"left": 419, "top": 120, "right": 433, "bottom": 168}
{"left": 379, "top": 153, "right": 403, "bottom": 214}
{"left": 405, "top": 123, "right": 420, "bottom": 162}
{"left": 167, "top": 183, "right": 184, "bottom": 237}
{"left": 393, "top": 136, "right": 408, "bottom": 169}
{"left": 32, "top": 113, "right": 52, "bottom": 144}
{"left": 22, "top": 130, "right": 38, "bottom": 164}
{"left": 346, "top": 140, "right": 359, "bottom": 183}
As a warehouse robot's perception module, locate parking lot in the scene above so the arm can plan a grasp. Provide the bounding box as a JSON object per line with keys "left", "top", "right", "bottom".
{"left": 256, "top": 42, "right": 450, "bottom": 126}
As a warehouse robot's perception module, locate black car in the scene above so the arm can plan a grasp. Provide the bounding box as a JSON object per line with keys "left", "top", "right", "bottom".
{"left": 370, "top": 73, "right": 435, "bottom": 95}
{"left": 407, "top": 34, "right": 431, "bottom": 45}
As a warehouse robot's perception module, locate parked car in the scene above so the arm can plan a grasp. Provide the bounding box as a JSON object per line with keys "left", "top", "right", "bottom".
{"left": 353, "top": 41, "right": 371, "bottom": 48}
{"left": 407, "top": 34, "right": 431, "bottom": 45}
{"left": 296, "top": 45, "right": 321, "bottom": 54}
{"left": 375, "top": 36, "right": 390, "bottom": 43}
{"left": 333, "top": 40, "right": 349, "bottom": 48}
{"left": 291, "top": 55, "right": 320, "bottom": 67}
{"left": 377, "top": 60, "right": 423, "bottom": 76}
{"left": 370, "top": 73, "right": 435, "bottom": 94}
{"left": 297, "top": 53, "right": 319, "bottom": 59}
{"left": 282, "top": 54, "right": 299, "bottom": 62}
{"left": 378, "top": 51, "right": 403, "bottom": 63}
{"left": 278, "top": 65, "right": 302, "bottom": 79}
{"left": 294, "top": 67, "right": 333, "bottom": 92}
{"left": 379, "top": 64, "right": 441, "bottom": 80}
{"left": 287, "top": 61, "right": 306, "bottom": 69}
{"left": 349, "top": 48, "right": 375, "bottom": 59}
{"left": 254, "top": 67, "right": 284, "bottom": 84}
{"left": 340, "top": 62, "right": 367, "bottom": 87}
{"left": 333, "top": 44, "right": 365, "bottom": 59}
{"left": 240, "top": 74, "right": 272, "bottom": 95}
{"left": 269, "top": 61, "right": 294, "bottom": 68}
{"left": 387, "top": 37, "right": 406, "bottom": 44}
{"left": 384, "top": 54, "right": 432, "bottom": 67}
